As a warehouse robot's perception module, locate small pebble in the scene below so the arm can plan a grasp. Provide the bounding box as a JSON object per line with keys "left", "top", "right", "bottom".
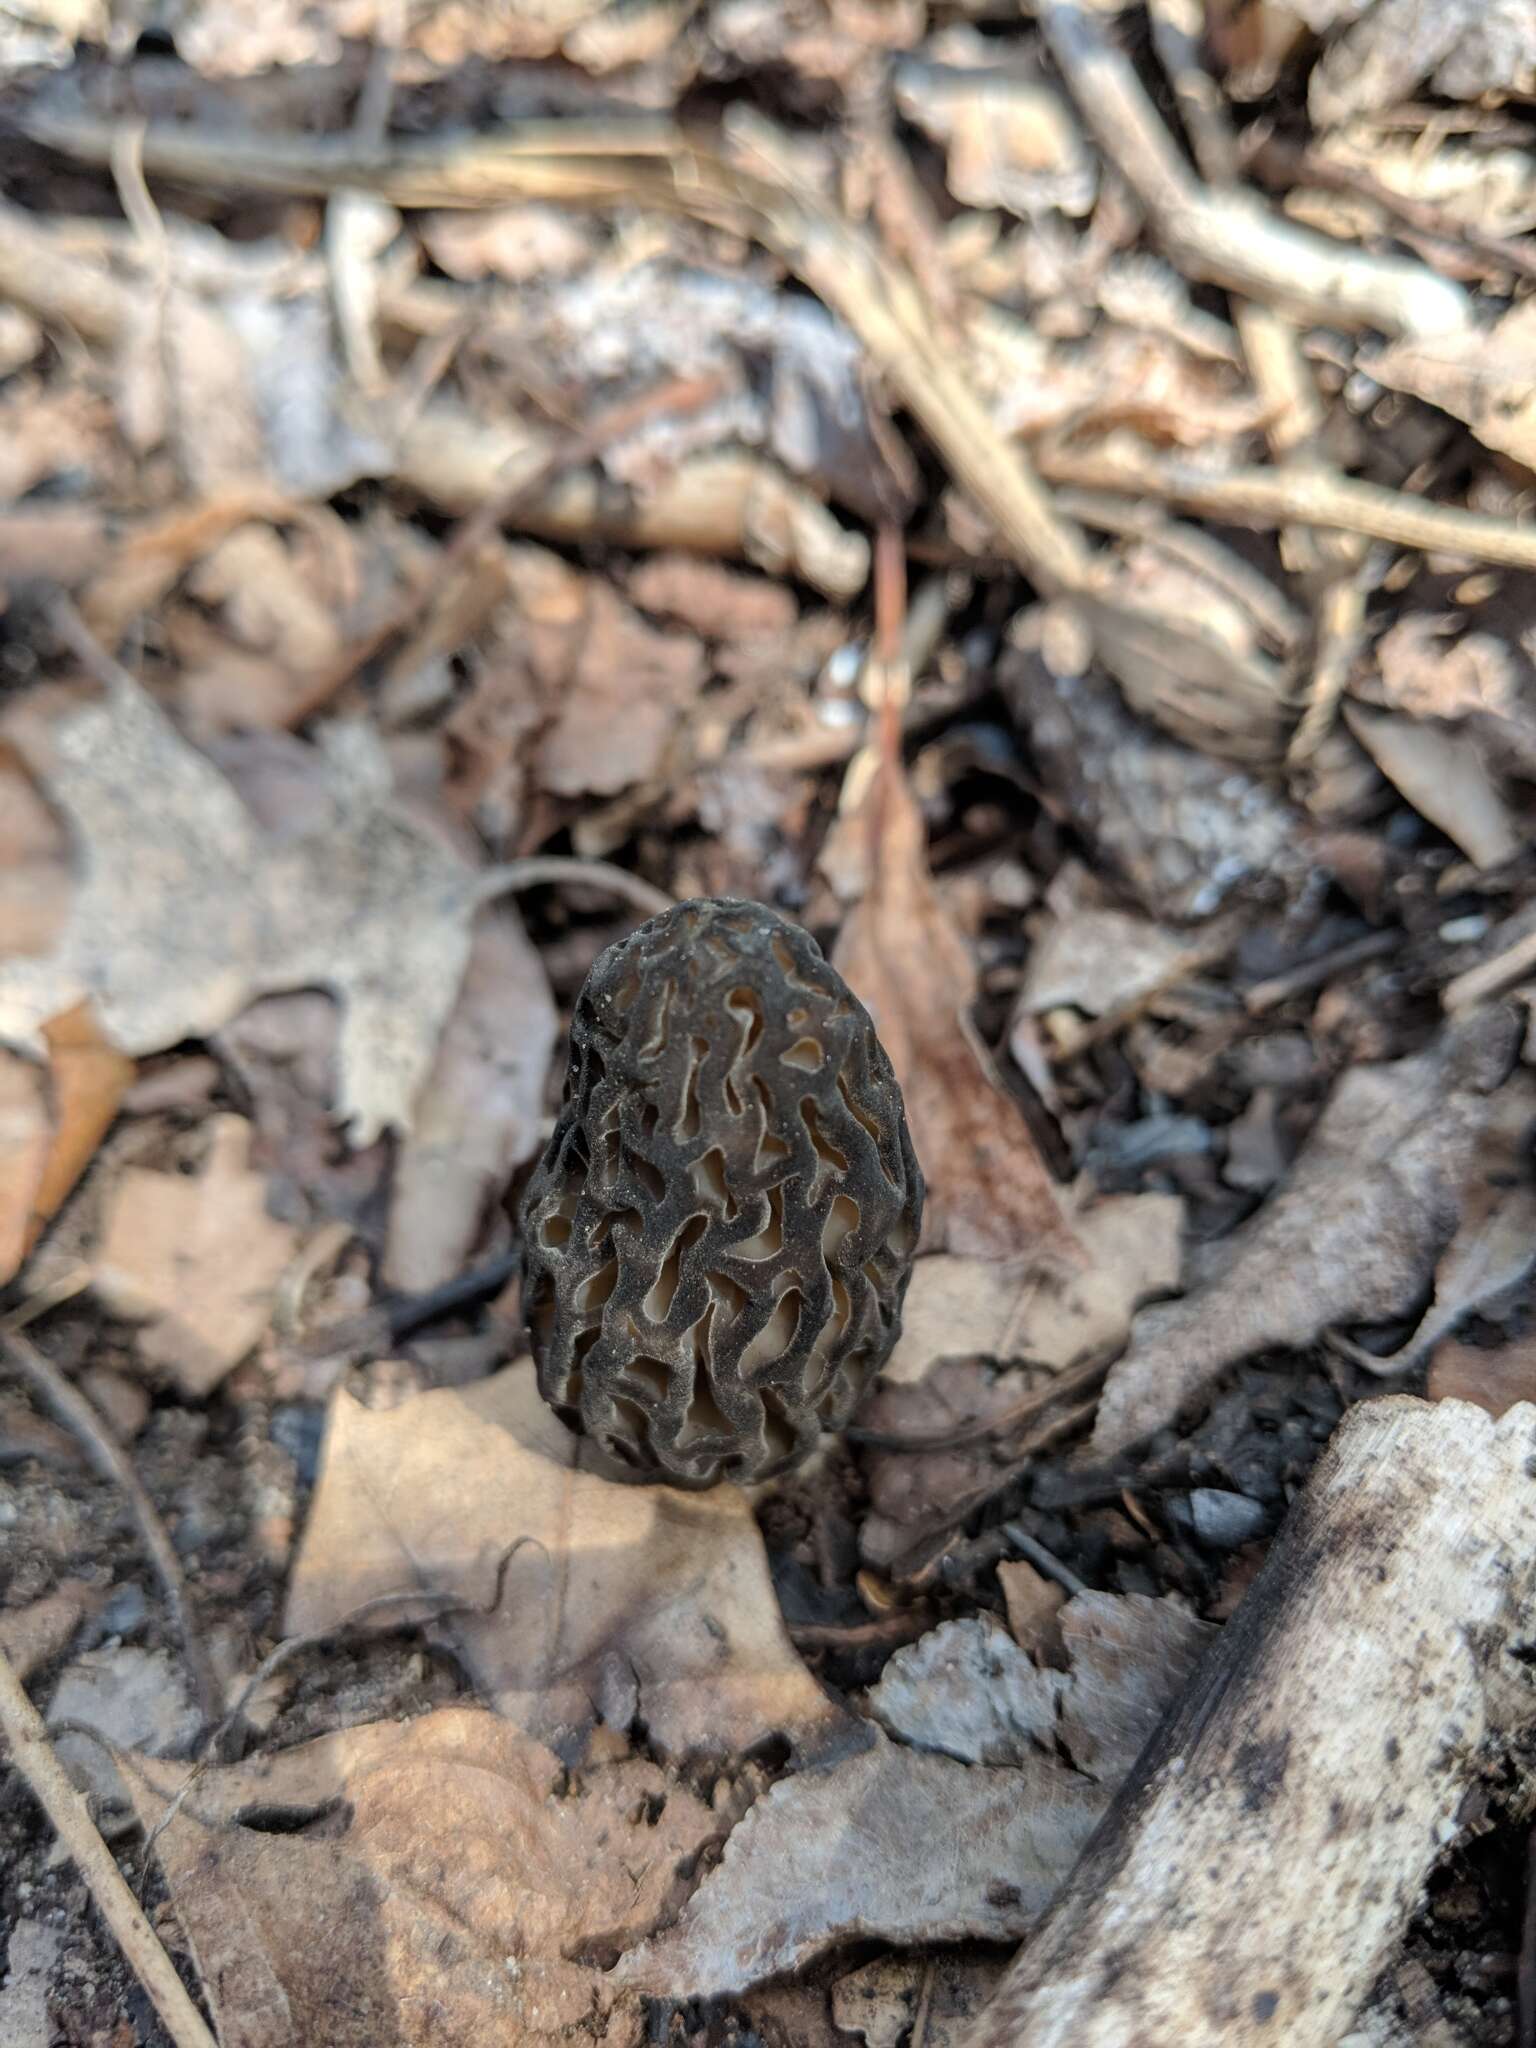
{"left": 1185, "top": 1488, "right": 1267, "bottom": 1551}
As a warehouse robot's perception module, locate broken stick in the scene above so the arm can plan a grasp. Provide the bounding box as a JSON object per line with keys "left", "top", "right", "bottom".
{"left": 962, "top": 1395, "right": 1536, "bottom": 2047}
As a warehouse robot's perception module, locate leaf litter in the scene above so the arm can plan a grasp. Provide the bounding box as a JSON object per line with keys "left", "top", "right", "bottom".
{"left": 5, "top": 3, "right": 1536, "bottom": 2043}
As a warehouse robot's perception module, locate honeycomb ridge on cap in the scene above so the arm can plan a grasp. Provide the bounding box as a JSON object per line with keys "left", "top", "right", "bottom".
{"left": 520, "top": 897, "right": 924, "bottom": 1487}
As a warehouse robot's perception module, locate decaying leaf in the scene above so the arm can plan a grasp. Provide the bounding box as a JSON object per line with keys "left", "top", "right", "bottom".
{"left": 0, "top": 1003, "right": 133, "bottom": 1285}
{"left": 619, "top": 1591, "right": 1209, "bottom": 1998}
{"left": 618, "top": 1731, "right": 1099, "bottom": 1999}
{"left": 1332, "top": 1072, "right": 1536, "bottom": 1377}
{"left": 92, "top": 1113, "right": 299, "bottom": 1396}
{"left": 1365, "top": 301, "right": 1536, "bottom": 476}
{"left": 861, "top": 1196, "right": 1182, "bottom": 1565}
{"left": 1346, "top": 704, "right": 1521, "bottom": 871}
{"left": 286, "top": 1363, "right": 856, "bottom": 1764}
{"left": 833, "top": 753, "right": 1074, "bottom": 1261}
{"left": 1018, "top": 898, "right": 1207, "bottom": 1025}
{"left": 0, "top": 673, "right": 493, "bottom": 1142}
{"left": 383, "top": 909, "right": 558, "bottom": 1293}
{"left": 894, "top": 34, "right": 1097, "bottom": 219}
{"left": 533, "top": 576, "right": 709, "bottom": 798}
{"left": 870, "top": 1596, "right": 1213, "bottom": 1778}
{"left": 1373, "top": 613, "right": 1529, "bottom": 729}
{"left": 123, "top": 1705, "right": 720, "bottom": 2046}
{"left": 883, "top": 1194, "right": 1185, "bottom": 1388}
{"left": 1093, "top": 1008, "right": 1520, "bottom": 1454}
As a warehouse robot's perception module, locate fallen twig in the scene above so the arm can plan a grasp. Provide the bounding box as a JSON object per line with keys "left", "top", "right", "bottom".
{"left": 0, "top": 1330, "right": 223, "bottom": 1727}
{"left": 1034, "top": 437, "right": 1536, "bottom": 570}
{"left": 475, "top": 856, "right": 674, "bottom": 921}
{"left": 1245, "top": 135, "right": 1536, "bottom": 290}
{"left": 1035, "top": 0, "right": 1468, "bottom": 338}
{"left": 25, "top": 106, "right": 1097, "bottom": 598}
{"left": 1443, "top": 920, "right": 1536, "bottom": 1015}
{"left": 1243, "top": 928, "right": 1399, "bottom": 1014}
{"left": 0, "top": 1641, "right": 219, "bottom": 2048}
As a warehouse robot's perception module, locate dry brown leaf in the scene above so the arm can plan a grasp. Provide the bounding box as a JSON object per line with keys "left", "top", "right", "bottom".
{"left": 123, "top": 1704, "right": 718, "bottom": 2047}
{"left": 0, "top": 748, "right": 69, "bottom": 959}
{"left": 77, "top": 487, "right": 295, "bottom": 648}
{"left": 894, "top": 35, "right": 1097, "bottom": 219}
{"left": 0, "top": 1003, "right": 132, "bottom": 1285}
{"left": 620, "top": 1591, "right": 1209, "bottom": 2000}
{"left": 0, "top": 1052, "right": 50, "bottom": 1287}
{"left": 286, "top": 1363, "right": 855, "bottom": 1764}
{"left": 1331, "top": 1072, "right": 1536, "bottom": 1376}
{"left": 861, "top": 1196, "right": 1182, "bottom": 1563}
{"left": 833, "top": 1954, "right": 1006, "bottom": 2048}
{"left": 0, "top": 674, "right": 492, "bottom": 1142}
{"left": 833, "top": 754, "right": 1073, "bottom": 1261}
{"left": 1365, "top": 300, "right": 1536, "bottom": 474}
{"left": 1346, "top": 703, "right": 1521, "bottom": 870}
{"left": 92, "top": 1113, "right": 299, "bottom": 1396}
{"left": 619, "top": 1731, "right": 1100, "bottom": 2000}
{"left": 627, "top": 552, "right": 799, "bottom": 642}
{"left": 384, "top": 909, "right": 558, "bottom": 1292}
{"left": 1310, "top": 0, "right": 1536, "bottom": 127}
{"left": 884, "top": 1196, "right": 1184, "bottom": 1390}
{"left": 534, "top": 578, "right": 708, "bottom": 798}
{"left": 0, "top": 1579, "right": 102, "bottom": 1684}
{"left": 997, "top": 1560, "right": 1067, "bottom": 1660}
{"left": 1093, "top": 1008, "right": 1519, "bottom": 1454}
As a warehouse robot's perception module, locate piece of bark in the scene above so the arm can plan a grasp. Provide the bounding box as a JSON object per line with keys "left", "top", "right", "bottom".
{"left": 960, "top": 1395, "right": 1536, "bottom": 2047}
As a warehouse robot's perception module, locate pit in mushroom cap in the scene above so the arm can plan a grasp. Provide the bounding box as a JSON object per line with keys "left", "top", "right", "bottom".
{"left": 519, "top": 897, "right": 924, "bottom": 1487}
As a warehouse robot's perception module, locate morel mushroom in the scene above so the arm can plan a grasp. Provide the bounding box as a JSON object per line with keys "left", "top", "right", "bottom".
{"left": 519, "top": 897, "right": 923, "bottom": 1486}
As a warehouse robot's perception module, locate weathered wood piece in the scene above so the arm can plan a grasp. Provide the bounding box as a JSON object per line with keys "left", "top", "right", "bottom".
{"left": 964, "top": 1396, "right": 1536, "bottom": 2047}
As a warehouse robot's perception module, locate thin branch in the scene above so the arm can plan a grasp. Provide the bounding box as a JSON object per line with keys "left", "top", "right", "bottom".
{"left": 24, "top": 106, "right": 1096, "bottom": 597}
{"left": 475, "top": 857, "right": 673, "bottom": 921}
{"left": 0, "top": 1642, "right": 219, "bottom": 2048}
{"left": 1034, "top": 438, "right": 1536, "bottom": 570}
{"left": 1035, "top": 0, "right": 1469, "bottom": 338}
{"left": 0, "top": 1330, "right": 223, "bottom": 1727}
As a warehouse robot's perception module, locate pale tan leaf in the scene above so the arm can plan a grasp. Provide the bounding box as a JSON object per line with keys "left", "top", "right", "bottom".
{"left": 383, "top": 908, "right": 558, "bottom": 1293}
{"left": 883, "top": 1194, "right": 1184, "bottom": 1387}
{"left": 1347, "top": 703, "right": 1521, "bottom": 870}
{"left": 285, "top": 1363, "right": 854, "bottom": 1764}
{"left": 0, "top": 676, "right": 486, "bottom": 1142}
{"left": 123, "top": 1705, "right": 717, "bottom": 2047}
{"left": 620, "top": 1592, "right": 1207, "bottom": 1999}
{"left": 93, "top": 1113, "right": 299, "bottom": 1397}
{"left": 1310, "top": 0, "right": 1536, "bottom": 127}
